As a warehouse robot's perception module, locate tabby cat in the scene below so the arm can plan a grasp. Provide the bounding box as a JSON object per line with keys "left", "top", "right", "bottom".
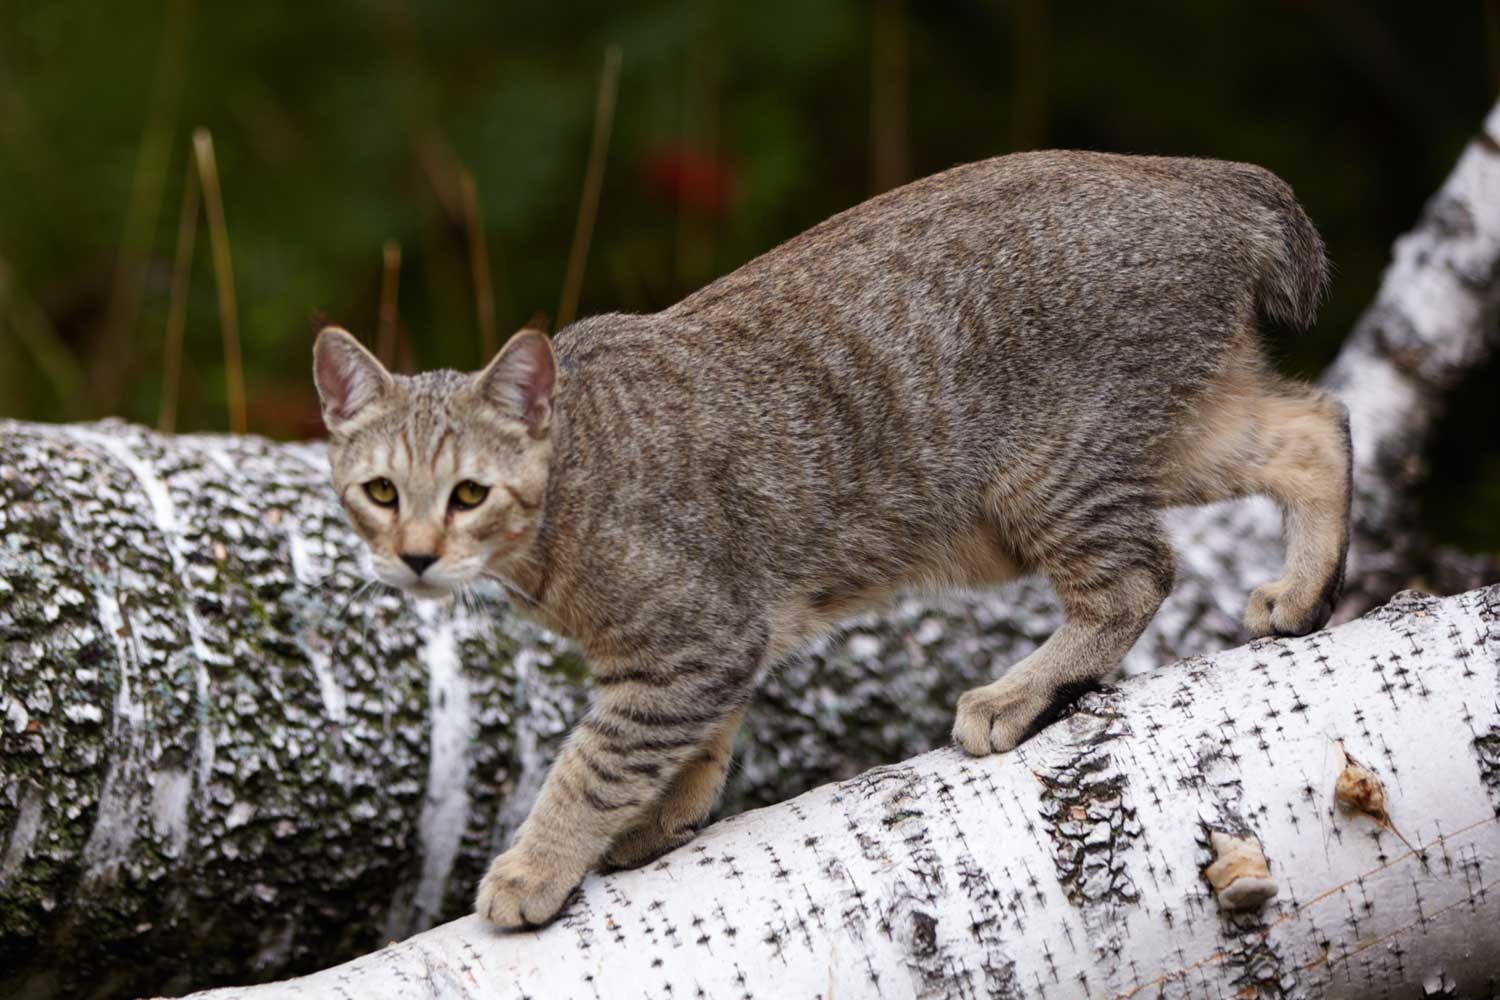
{"left": 313, "top": 151, "right": 1350, "bottom": 929}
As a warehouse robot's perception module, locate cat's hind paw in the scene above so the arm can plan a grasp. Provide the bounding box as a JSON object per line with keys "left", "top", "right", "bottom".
{"left": 952, "top": 674, "right": 1050, "bottom": 755}
{"left": 1245, "top": 578, "right": 1333, "bottom": 639}
{"left": 604, "top": 824, "right": 697, "bottom": 871}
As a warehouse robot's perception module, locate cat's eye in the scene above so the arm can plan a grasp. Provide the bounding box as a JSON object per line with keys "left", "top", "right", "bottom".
{"left": 364, "top": 478, "right": 398, "bottom": 507}
{"left": 450, "top": 480, "right": 490, "bottom": 510}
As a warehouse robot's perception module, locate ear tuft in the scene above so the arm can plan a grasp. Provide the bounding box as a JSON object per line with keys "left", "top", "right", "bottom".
{"left": 313, "top": 327, "right": 393, "bottom": 430}
{"left": 477, "top": 329, "right": 556, "bottom": 438}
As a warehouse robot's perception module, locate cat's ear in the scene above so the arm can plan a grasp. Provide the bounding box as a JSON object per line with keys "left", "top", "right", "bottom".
{"left": 313, "top": 327, "right": 394, "bottom": 431}
{"left": 476, "top": 327, "right": 556, "bottom": 439}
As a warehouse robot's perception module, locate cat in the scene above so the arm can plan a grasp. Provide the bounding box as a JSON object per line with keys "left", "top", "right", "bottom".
{"left": 312, "top": 150, "right": 1350, "bottom": 929}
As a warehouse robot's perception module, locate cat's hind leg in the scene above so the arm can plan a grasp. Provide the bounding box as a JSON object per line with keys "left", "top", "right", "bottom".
{"left": 953, "top": 513, "right": 1174, "bottom": 755}
{"left": 1164, "top": 363, "right": 1351, "bottom": 638}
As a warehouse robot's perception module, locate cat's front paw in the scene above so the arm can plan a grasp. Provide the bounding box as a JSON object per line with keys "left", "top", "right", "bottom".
{"left": 952, "top": 674, "right": 1050, "bottom": 755}
{"left": 474, "top": 848, "right": 582, "bottom": 929}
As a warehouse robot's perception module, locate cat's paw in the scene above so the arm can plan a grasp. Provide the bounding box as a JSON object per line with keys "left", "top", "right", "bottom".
{"left": 1245, "top": 579, "right": 1331, "bottom": 639}
{"left": 474, "top": 848, "right": 582, "bottom": 929}
{"left": 952, "top": 674, "right": 1050, "bottom": 755}
{"left": 604, "top": 824, "right": 697, "bottom": 871}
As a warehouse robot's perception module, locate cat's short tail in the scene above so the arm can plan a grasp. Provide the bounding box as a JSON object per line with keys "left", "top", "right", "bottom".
{"left": 1241, "top": 167, "right": 1329, "bottom": 330}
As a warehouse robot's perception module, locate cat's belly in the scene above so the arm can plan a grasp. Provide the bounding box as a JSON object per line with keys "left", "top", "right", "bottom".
{"left": 767, "top": 516, "right": 1022, "bottom": 661}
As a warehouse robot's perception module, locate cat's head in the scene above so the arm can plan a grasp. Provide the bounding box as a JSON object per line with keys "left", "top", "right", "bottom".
{"left": 312, "top": 325, "right": 555, "bottom": 597}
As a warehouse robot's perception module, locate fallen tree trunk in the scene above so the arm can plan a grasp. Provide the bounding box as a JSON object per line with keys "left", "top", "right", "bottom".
{"left": 184, "top": 585, "right": 1500, "bottom": 1000}
{"left": 3, "top": 105, "right": 1500, "bottom": 998}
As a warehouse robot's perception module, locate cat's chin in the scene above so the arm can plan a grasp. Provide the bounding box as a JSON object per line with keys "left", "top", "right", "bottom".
{"left": 404, "top": 581, "right": 457, "bottom": 601}
{"left": 374, "top": 574, "right": 459, "bottom": 601}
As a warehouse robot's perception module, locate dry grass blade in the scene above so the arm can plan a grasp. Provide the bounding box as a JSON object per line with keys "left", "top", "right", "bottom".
{"left": 674, "top": 40, "right": 720, "bottom": 289}
{"left": 192, "top": 127, "right": 247, "bottom": 433}
{"left": 870, "top": 0, "right": 909, "bottom": 194}
{"left": 93, "top": 0, "right": 194, "bottom": 415}
{"left": 1010, "top": 0, "right": 1050, "bottom": 150}
{"left": 557, "top": 44, "right": 623, "bottom": 331}
{"left": 0, "top": 257, "right": 85, "bottom": 416}
{"left": 459, "top": 170, "right": 498, "bottom": 362}
{"left": 158, "top": 158, "right": 200, "bottom": 433}
{"left": 377, "top": 239, "right": 402, "bottom": 369}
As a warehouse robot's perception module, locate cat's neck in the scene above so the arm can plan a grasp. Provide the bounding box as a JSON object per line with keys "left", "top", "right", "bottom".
{"left": 485, "top": 431, "right": 565, "bottom": 628}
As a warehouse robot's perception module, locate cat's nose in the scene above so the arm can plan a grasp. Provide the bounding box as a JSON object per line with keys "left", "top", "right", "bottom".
{"left": 401, "top": 553, "right": 438, "bottom": 578}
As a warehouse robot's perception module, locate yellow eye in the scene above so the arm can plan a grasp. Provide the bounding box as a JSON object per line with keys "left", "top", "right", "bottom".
{"left": 364, "top": 478, "right": 398, "bottom": 507}
{"left": 450, "top": 480, "right": 489, "bottom": 510}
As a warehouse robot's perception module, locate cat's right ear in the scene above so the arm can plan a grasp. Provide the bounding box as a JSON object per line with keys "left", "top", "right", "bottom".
{"left": 313, "top": 327, "right": 394, "bottom": 432}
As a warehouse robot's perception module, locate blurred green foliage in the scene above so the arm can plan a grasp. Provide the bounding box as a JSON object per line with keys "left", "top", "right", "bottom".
{"left": 0, "top": 1, "right": 1495, "bottom": 550}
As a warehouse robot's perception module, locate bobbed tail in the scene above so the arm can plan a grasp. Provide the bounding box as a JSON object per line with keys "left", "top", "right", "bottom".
{"left": 1257, "top": 180, "right": 1329, "bottom": 330}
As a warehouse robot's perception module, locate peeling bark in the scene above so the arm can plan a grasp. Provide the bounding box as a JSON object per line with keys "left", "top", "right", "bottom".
{"left": 3, "top": 104, "right": 1500, "bottom": 998}
{"left": 183, "top": 586, "right": 1500, "bottom": 1000}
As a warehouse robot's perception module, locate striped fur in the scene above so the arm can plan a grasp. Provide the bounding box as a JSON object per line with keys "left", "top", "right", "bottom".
{"left": 313, "top": 151, "right": 1350, "bottom": 929}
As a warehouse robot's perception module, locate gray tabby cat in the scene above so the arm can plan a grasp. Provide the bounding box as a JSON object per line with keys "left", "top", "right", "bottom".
{"left": 312, "top": 151, "right": 1350, "bottom": 929}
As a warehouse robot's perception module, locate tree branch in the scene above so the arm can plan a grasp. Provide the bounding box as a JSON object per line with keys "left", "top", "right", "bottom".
{"left": 182, "top": 586, "right": 1500, "bottom": 1000}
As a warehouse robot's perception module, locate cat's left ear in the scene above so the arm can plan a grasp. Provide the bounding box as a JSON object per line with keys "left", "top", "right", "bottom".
{"left": 313, "top": 326, "right": 394, "bottom": 431}
{"left": 476, "top": 326, "right": 556, "bottom": 439}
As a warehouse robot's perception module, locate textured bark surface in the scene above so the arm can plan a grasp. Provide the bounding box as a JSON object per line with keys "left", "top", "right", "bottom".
{"left": 1322, "top": 101, "right": 1500, "bottom": 609}
{"left": 185, "top": 586, "right": 1500, "bottom": 1000}
{"left": 3, "top": 105, "right": 1500, "bottom": 998}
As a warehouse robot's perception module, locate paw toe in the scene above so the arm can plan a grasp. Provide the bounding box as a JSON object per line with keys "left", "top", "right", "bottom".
{"left": 475, "top": 852, "right": 580, "bottom": 929}
{"left": 1247, "top": 582, "right": 1333, "bottom": 639}
{"left": 952, "top": 680, "right": 1047, "bottom": 756}
{"left": 1245, "top": 585, "right": 1280, "bottom": 638}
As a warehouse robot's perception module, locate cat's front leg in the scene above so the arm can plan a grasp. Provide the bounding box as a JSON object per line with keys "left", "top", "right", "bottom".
{"left": 476, "top": 636, "right": 763, "bottom": 928}
{"left": 603, "top": 707, "right": 745, "bottom": 870}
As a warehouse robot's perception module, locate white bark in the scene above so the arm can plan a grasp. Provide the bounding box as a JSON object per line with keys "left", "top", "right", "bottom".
{"left": 1322, "top": 102, "right": 1500, "bottom": 609}
{"left": 182, "top": 585, "right": 1500, "bottom": 1000}
{"left": 4, "top": 103, "right": 1500, "bottom": 999}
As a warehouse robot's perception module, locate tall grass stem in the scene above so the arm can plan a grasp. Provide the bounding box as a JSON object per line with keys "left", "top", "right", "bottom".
{"left": 377, "top": 239, "right": 402, "bottom": 369}
{"left": 157, "top": 158, "right": 200, "bottom": 433}
{"left": 193, "top": 127, "right": 247, "bottom": 434}
{"left": 557, "top": 44, "right": 622, "bottom": 331}
{"left": 459, "top": 170, "right": 498, "bottom": 362}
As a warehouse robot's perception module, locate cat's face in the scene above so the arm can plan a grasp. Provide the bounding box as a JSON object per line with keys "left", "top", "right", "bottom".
{"left": 312, "top": 326, "right": 555, "bottom": 598}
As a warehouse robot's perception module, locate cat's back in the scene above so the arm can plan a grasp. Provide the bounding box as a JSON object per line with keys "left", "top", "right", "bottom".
{"left": 551, "top": 151, "right": 1301, "bottom": 453}
{"left": 539, "top": 151, "right": 1320, "bottom": 601}
{"left": 667, "top": 150, "right": 1296, "bottom": 328}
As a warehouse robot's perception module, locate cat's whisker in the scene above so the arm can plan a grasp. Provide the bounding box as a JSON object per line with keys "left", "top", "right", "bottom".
{"left": 357, "top": 589, "right": 389, "bottom": 652}
{"left": 480, "top": 570, "right": 538, "bottom": 610}
{"left": 320, "top": 578, "right": 376, "bottom": 629}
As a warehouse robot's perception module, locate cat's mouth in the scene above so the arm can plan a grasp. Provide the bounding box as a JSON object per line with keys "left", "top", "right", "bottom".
{"left": 372, "top": 563, "right": 466, "bottom": 600}
{"left": 403, "top": 580, "right": 454, "bottom": 600}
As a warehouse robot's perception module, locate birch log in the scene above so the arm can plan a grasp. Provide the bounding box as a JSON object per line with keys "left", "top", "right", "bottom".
{"left": 3, "top": 103, "right": 1500, "bottom": 998}
{"left": 184, "top": 585, "right": 1500, "bottom": 1000}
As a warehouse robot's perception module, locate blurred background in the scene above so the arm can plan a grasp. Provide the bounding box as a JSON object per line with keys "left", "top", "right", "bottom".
{"left": 0, "top": 1, "right": 1496, "bottom": 552}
